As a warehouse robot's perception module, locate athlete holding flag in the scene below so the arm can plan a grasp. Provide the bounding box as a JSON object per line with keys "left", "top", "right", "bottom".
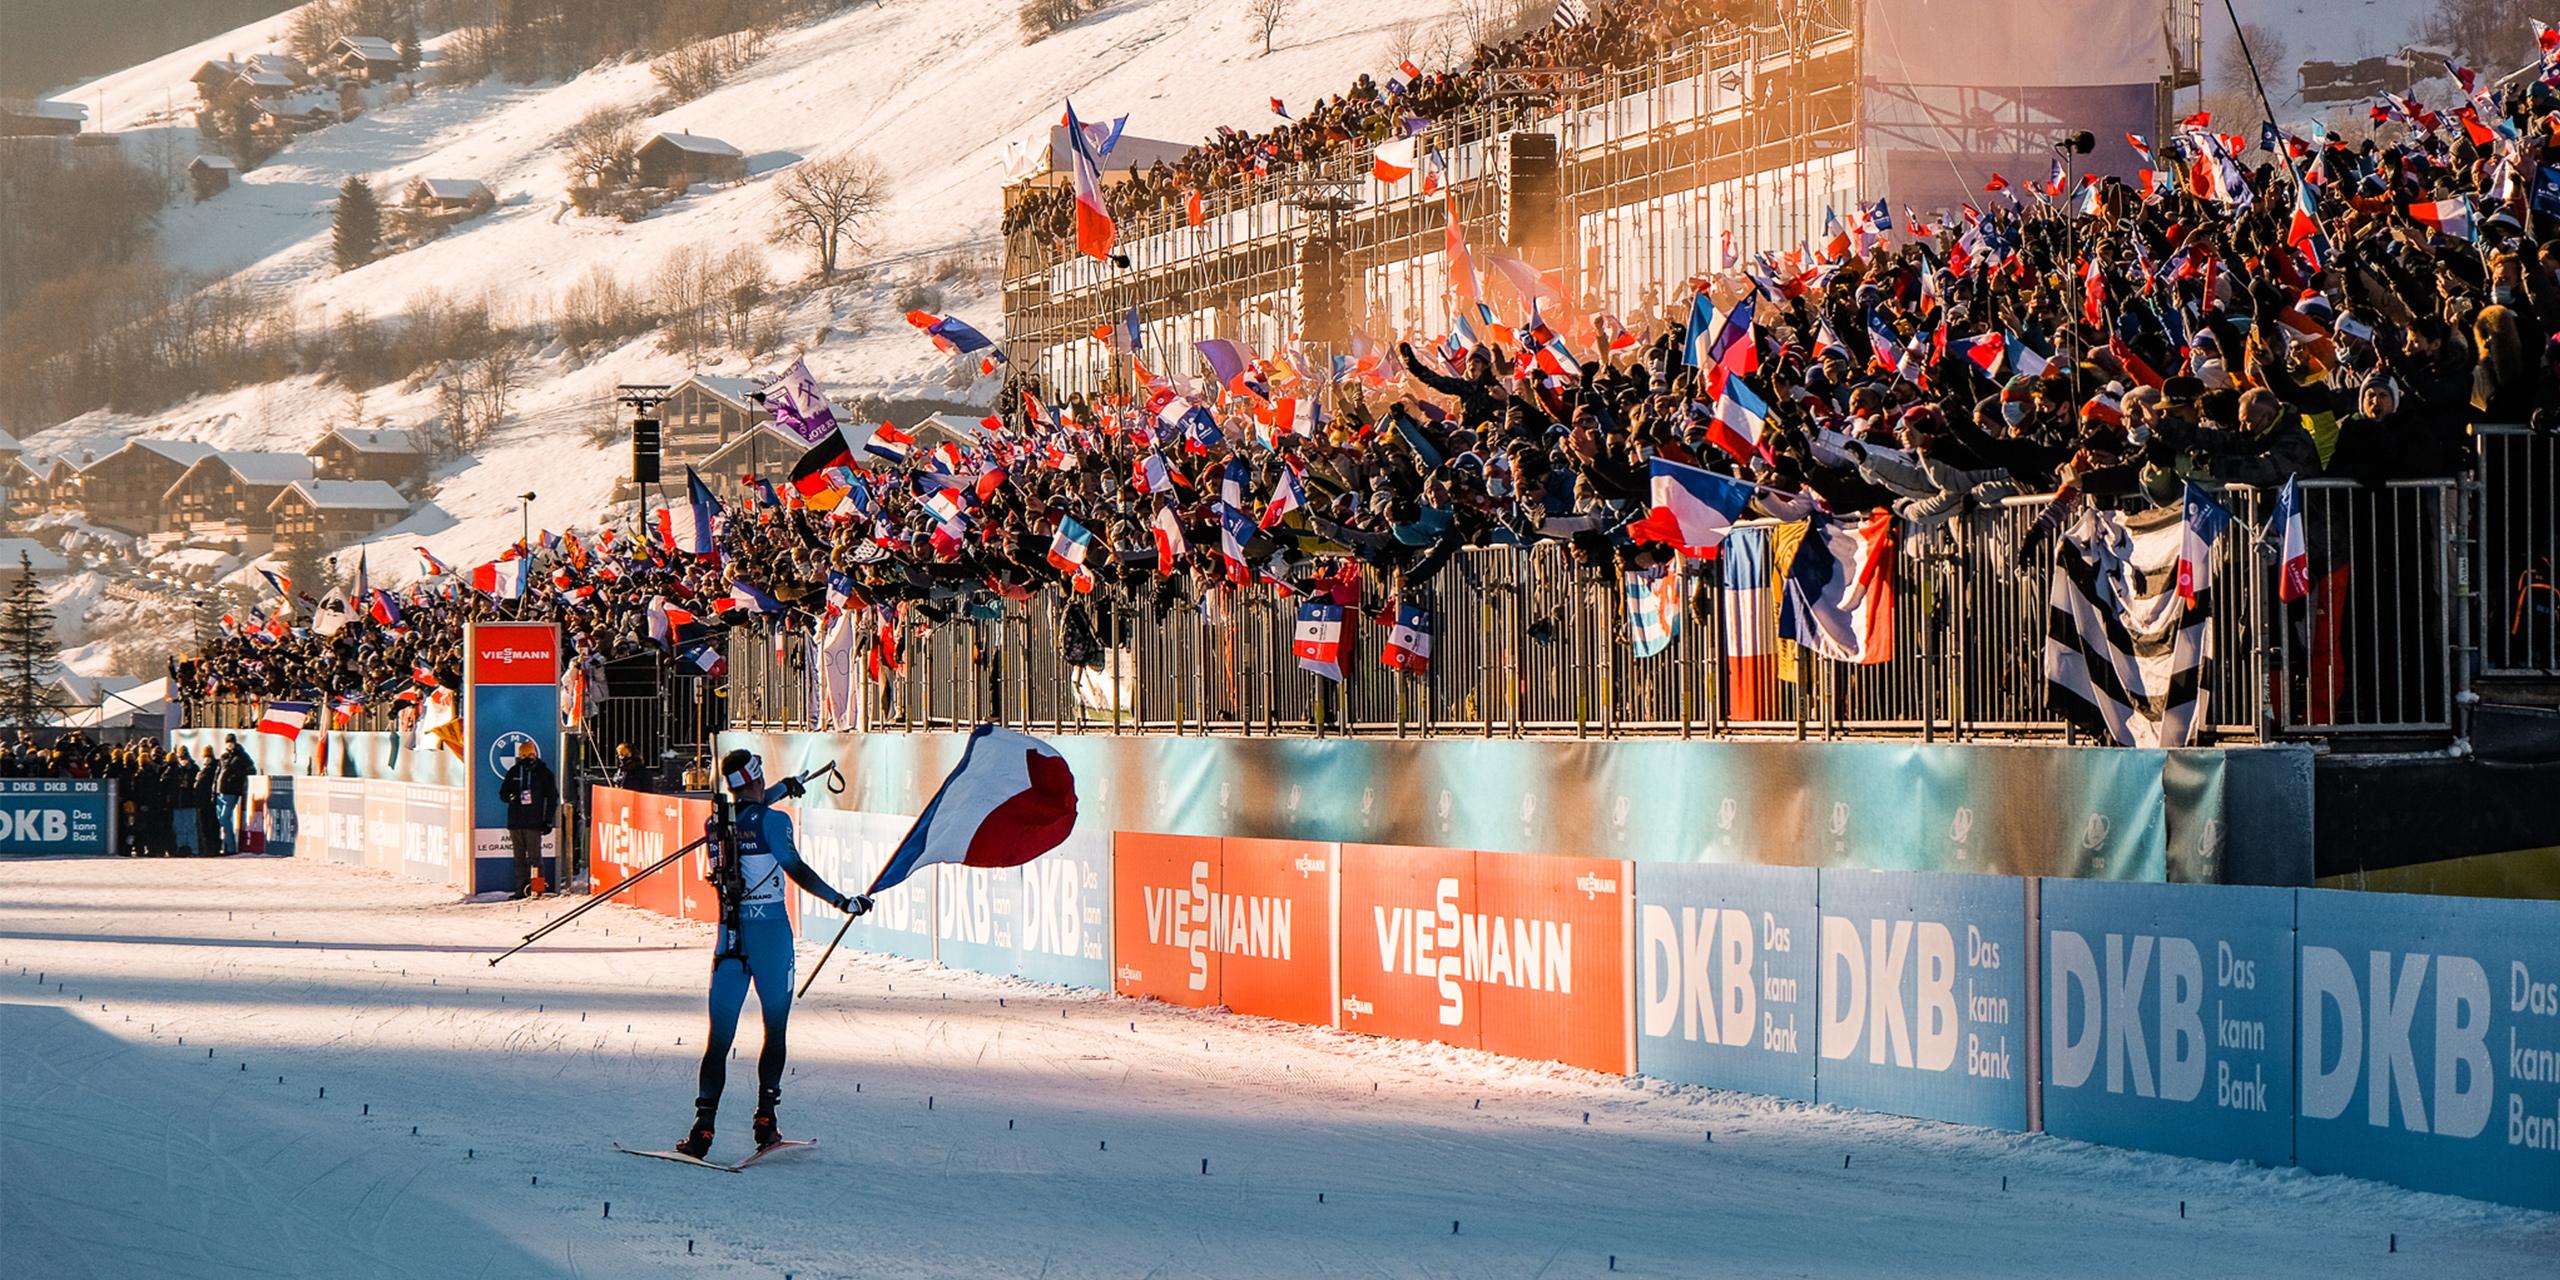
{"left": 671, "top": 748, "right": 869, "bottom": 1163}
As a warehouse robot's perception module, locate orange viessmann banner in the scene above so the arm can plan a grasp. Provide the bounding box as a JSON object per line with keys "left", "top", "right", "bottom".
{"left": 588, "top": 786, "right": 702, "bottom": 922}
{"left": 1112, "top": 832, "right": 1223, "bottom": 1007}
{"left": 1207, "top": 838, "right": 1334, "bottom": 1028}
{"left": 1337, "top": 843, "right": 1631, "bottom": 1072}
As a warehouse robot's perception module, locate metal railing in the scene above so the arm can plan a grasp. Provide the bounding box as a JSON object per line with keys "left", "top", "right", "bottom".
{"left": 731, "top": 482, "right": 2463, "bottom": 744}
{"left": 2478, "top": 425, "right": 2557, "bottom": 678}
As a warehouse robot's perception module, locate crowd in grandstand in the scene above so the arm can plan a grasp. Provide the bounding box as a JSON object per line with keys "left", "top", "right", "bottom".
{"left": 154, "top": 1, "right": 2546, "bottom": 743}
{"left": 1005, "top": 0, "right": 1728, "bottom": 237}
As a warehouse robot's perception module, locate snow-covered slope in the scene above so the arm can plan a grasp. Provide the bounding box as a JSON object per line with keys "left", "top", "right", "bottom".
{"left": 26, "top": 0, "right": 1473, "bottom": 580}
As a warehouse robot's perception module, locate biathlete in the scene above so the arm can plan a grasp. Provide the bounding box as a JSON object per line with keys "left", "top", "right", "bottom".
{"left": 677, "top": 748, "right": 871, "bottom": 1158}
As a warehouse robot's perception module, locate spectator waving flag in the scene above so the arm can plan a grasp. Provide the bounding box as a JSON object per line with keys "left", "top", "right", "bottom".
{"left": 1720, "top": 526, "right": 1773, "bottom": 719}
{"left": 1293, "top": 600, "right": 1347, "bottom": 682}
{"left": 1625, "top": 561, "right": 1683, "bottom": 658}
{"left": 1259, "top": 464, "right": 1307, "bottom": 528}
{"left": 864, "top": 423, "right": 916, "bottom": 464}
{"left": 1627, "top": 458, "right": 1754, "bottom": 555}
{"left": 1217, "top": 503, "right": 1255, "bottom": 584}
{"left": 1062, "top": 100, "right": 1116, "bottom": 260}
{"left": 863, "top": 725, "right": 1079, "bottom": 895}
{"left": 1373, "top": 136, "right": 1419, "bottom": 183}
{"left": 1047, "top": 515, "right": 1100, "bottom": 593}
{"left": 329, "top": 694, "right": 363, "bottom": 730}
{"left": 760, "top": 358, "right": 840, "bottom": 444}
{"left": 471, "top": 558, "right": 528, "bottom": 600}
{"left": 660, "top": 467, "right": 720, "bottom": 558}
{"left": 258, "top": 700, "right": 313, "bottom": 740}
{"left": 414, "top": 547, "right": 451, "bottom": 578}
{"left": 1779, "top": 510, "right": 1896, "bottom": 663}
{"left": 2406, "top": 197, "right": 2473, "bottom": 241}
{"left": 1381, "top": 602, "right": 1433, "bottom": 674}
{"left": 1704, "top": 377, "right": 1774, "bottom": 464}
{"left": 1150, "top": 502, "right": 1187, "bottom": 575}
{"left": 2272, "top": 475, "right": 2310, "bottom": 602}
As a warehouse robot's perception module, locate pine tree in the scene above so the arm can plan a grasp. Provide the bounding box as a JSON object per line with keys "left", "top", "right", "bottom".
{"left": 334, "top": 175, "right": 383, "bottom": 271}
{"left": 0, "top": 555, "right": 65, "bottom": 729}
{"left": 397, "top": 22, "right": 423, "bottom": 71}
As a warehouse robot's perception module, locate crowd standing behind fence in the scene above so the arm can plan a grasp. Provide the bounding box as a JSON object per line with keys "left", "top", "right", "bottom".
{"left": 161, "top": 0, "right": 2560, "bottom": 758}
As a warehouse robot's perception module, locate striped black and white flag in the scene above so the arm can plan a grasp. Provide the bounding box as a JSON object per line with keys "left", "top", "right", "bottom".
{"left": 1553, "top": 0, "right": 1590, "bottom": 29}
{"left": 2043, "top": 502, "right": 2214, "bottom": 746}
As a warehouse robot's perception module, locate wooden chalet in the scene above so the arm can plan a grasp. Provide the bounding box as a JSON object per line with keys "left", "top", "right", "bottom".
{"left": 658, "top": 374, "right": 768, "bottom": 473}
{"left": 78, "top": 439, "right": 214, "bottom": 534}
{"left": 161, "top": 450, "right": 315, "bottom": 537}
{"left": 308, "top": 426, "right": 429, "bottom": 491}
{"left": 189, "top": 154, "right": 237, "bottom": 199}
{"left": 330, "top": 36, "right": 405, "bottom": 83}
{"left": 268, "top": 480, "right": 408, "bottom": 550}
{"left": 635, "top": 132, "right": 745, "bottom": 189}
{"left": 0, "top": 98, "right": 86, "bottom": 138}
{"left": 402, "top": 177, "right": 492, "bottom": 212}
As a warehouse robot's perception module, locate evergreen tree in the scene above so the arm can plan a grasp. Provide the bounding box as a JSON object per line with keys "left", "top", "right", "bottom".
{"left": 397, "top": 22, "right": 423, "bottom": 71}
{"left": 334, "top": 175, "right": 383, "bottom": 271}
{"left": 0, "top": 555, "right": 65, "bottom": 729}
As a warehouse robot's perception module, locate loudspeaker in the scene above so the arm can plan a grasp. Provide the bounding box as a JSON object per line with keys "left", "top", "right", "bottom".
{"left": 1500, "top": 132, "right": 1562, "bottom": 251}
{"left": 1298, "top": 236, "right": 1350, "bottom": 346}
{"left": 630, "top": 415, "right": 661, "bottom": 485}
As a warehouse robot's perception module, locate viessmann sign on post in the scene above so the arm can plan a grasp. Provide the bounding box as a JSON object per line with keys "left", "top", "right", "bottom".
{"left": 465, "top": 621, "right": 561, "bottom": 895}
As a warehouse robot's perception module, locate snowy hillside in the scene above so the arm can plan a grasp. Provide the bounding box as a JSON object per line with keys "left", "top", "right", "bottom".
{"left": 24, "top": 0, "right": 1475, "bottom": 591}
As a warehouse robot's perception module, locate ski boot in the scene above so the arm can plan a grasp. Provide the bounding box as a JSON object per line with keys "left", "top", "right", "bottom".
{"left": 751, "top": 1087, "right": 784, "bottom": 1151}
{"left": 675, "top": 1106, "right": 716, "bottom": 1159}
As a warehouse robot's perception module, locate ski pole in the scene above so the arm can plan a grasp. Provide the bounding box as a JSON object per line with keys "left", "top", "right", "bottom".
{"left": 486, "top": 832, "right": 709, "bottom": 967}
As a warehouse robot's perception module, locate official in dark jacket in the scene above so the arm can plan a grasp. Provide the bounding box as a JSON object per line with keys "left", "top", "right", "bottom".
{"left": 212, "top": 737, "right": 256, "bottom": 856}
{"left": 498, "top": 741, "right": 560, "bottom": 897}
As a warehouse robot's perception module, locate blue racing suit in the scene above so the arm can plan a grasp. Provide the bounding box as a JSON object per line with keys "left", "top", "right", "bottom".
{"left": 695, "top": 793, "right": 851, "bottom": 1114}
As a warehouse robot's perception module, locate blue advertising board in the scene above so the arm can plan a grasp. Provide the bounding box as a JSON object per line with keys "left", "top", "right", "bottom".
{"left": 936, "top": 822, "right": 1111, "bottom": 988}
{"left": 2041, "top": 880, "right": 2295, "bottom": 1165}
{"left": 0, "top": 778, "right": 115, "bottom": 855}
{"left": 1814, "top": 870, "right": 2029, "bottom": 1130}
{"left": 2294, "top": 889, "right": 2560, "bottom": 1210}
{"left": 794, "top": 807, "right": 935, "bottom": 962}
{"left": 1633, "top": 863, "right": 1819, "bottom": 1101}
{"left": 464, "top": 622, "right": 563, "bottom": 894}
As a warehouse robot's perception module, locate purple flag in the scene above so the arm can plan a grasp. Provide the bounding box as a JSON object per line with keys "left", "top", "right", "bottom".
{"left": 762, "top": 358, "right": 839, "bottom": 445}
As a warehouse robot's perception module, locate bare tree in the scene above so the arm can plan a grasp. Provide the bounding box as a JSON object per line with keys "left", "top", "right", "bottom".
{"left": 2420, "top": 0, "right": 2541, "bottom": 68}
{"left": 562, "top": 105, "right": 639, "bottom": 201}
{"left": 2215, "top": 21, "right": 2290, "bottom": 101}
{"left": 769, "top": 152, "right": 887, "bottom": 281}
{"left": 1245, "top": 0, "right": 1294, "bottom": 55}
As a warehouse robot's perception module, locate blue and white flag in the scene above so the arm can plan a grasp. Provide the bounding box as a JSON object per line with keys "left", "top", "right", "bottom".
{"left": 1625, "top": 561, "right": 1683, "bottom": 658}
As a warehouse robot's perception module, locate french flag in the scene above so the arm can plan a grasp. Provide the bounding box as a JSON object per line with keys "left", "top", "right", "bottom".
{"left": 1372, "top": 136, "right": 1418, "bottom": 183}
{"left": 1704, "top": 378, "right": 1773, "bottom": 464}
{"left": 1779, "top": 510, "right": 1896, "bottom": 664}
{"left": 471, "top": 558, "right": 528, "bottom": 600}
{"left": 863, "top": 725, "right": 1079, "bottom": 895}
{"left": 2178, "top": 482, "right": 2231, "bottom": 608}
{"left": 660, "top": 468, "right": 719, "bottom": 558}
{"left": 1720, "top": 526, "right": 1773, "bottom": 719}
{"left": 1627, "top": 458, "right": 1753, "bottom": 555}
{"left": 1150, "top": 502, "right": 1187, "bottom": 575}
{"left": 2406, "top": 197, "right": 2472, "bottom": 241}
{"left": 1062, "top": 100, "right": 1116, "bottom": 260}
{"left": 1381, "top": 602, "right": 1433, "bottom": 674}
{"left": 1293, "top": 600, "right": 1346, "bottom": 682}
{"left": 2273, "top": 475, "right": 2310, "bottom": 602}
{"left": 368, "top": 590, "right": 402, "bottom": 626}
{"left": 257, "top": 700, "right": 313, "bottom": 740}
{"left": 1047, "top": 515, "right": 1099, "bottom": 593}
{"left": 1218, "top": 503, "right": 1254, "bottom": 584}
{"left": 865, "top": 423, "right": 915, "bottom": 464}
{"left": 1961, "top": 331, "right": 2008, "bottom": 375}
{"left": 1259, "top": 464, "right": 1307, "bottom": 529}
{"left": 414, "top": 547, "right": 450, "bottom": 578}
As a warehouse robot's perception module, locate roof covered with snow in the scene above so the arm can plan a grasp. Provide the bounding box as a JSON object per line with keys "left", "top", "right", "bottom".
{"left": 275, "top": 479, "right": 409, "bottom": 511}
{"left": 686, "top": 374, "right": 762, "bottom": 410}
{"left": 91, "top": 439, "right": 216, "bottom": 473}
{"left": 335, "top": 36, "right": 403, "bottom": 62}
{"left": 197, "top": 451, "right": 317, "bottom": 486}
{"left": 191, "top": 154, "right": 238, "bottom": 172}
{"left": 318, "top": 426, "right": 425, "bottom": 454}
{"left": 0, "top": 427, "right": 19, "bottom": 455}
{"left": 643, "top": 132, "right": 742, "bottom": 157}
{"left": 9, "top": 100, "right": 89, "bottom": 123}
{"left": 410, "top": 178, "right": 490, "bottom": 202}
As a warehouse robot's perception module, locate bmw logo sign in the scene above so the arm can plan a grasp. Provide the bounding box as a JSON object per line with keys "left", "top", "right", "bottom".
{"left": 490, "top": 731, "right": 538, "bottom": 776}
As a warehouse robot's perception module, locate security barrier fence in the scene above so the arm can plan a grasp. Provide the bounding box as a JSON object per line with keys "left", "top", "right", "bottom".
{"left": 2480, "top": 425, "right": 2558, "bottom": 678}
{"left": 729, "top": 478, "right": 2478, "bottom": 745}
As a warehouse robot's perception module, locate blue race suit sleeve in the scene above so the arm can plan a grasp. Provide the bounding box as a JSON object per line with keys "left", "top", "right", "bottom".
{"left": 759, "top": 808, "right": 850, "bottom": 906}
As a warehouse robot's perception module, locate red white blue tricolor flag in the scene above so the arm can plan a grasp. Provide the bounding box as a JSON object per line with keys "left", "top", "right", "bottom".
{"left": 1381, "top": 602, "right": 1433, "bottom": 674}
{"left": 866, "top": 725, "right": 1079, "bottom": 894}
{"left": 1293, "top": 600, "right": 1346, "bottom": 681}
{"left": 660, "top": 467, "right": 720, "bottom": 558}
{"left": 1047, "top": 515, "right": 1100, "bottom": 593}
{"left": 2272, "top": 475, "right": 2309, "bottom": 602}
{"left": 2177, "top": 481, "right": 2231, "bottom": 608}
{"left": 1062, "top": 99, "right": 1116, "bottom": 260}
{"left": 1779, "top": 510, "right": 1896, "bottom": 663}
{"left": 1628, "top": 457, "right": 1754, "bottom": 555}
{"left": 1625, "top": 561, "right": 1683, "bottom": 658}
{"left": 258, "top": 700, "right": 313, "bottom": 740}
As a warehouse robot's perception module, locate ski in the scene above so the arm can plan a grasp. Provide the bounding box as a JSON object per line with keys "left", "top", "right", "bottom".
{"left": 728, "top": 1137, "right": 817, "bottom": 1170}
{"left": 614, "top": 1142, "right": 741, "bottom": 1172}
{"left": 613, "top": 1138, "right": 814, "bottom": 1172}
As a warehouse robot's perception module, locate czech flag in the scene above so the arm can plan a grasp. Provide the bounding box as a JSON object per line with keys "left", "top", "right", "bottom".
{"left": 2273, "top": 475, "right": 2310, "bottom": 602}
{"left": 1779, "top": 510, "right": 1896, "bottom": 663}
{"left": 1381, "top": 602, "right": 1433, "bottom": 674}
{"left": 1047, "top": 516, "right": 1099, "bottom": 593}
{"left": 257, "top": 700, "right": 312, "bottom": 740}
{"left": 1293, "top": 600, "right": 1346, "bottom": 682}
{"left": 1626, "top": 458, "right": 1753, "bottom": 555}
{"left": 1062, "top": 100, "right": 1116, "bottom": 260}
{"left": 863, "top": 725, "right": 1079, "bottom": 895}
